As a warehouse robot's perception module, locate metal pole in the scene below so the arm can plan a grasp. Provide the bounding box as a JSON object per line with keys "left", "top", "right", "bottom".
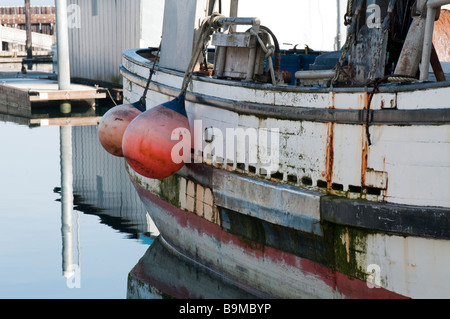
{"left": 229, "top": 0, "right": 238, "bottom": 32}
{"left": 420, "top": 6, "right": 436, "bottom": 81}
{"left": 208, "top": 0, "right": 216, "bottom": 15}
{"left": 420, "top": 0, "right": 450, "bottom": 81}
{"left": 336, "top": 0, "right": 341, "bottom": 50}
{"left": 55, "top": 0, "right": 71, "bottom": 91}
{"left": 25, "top": 0, "right": 33, "bottom": 70}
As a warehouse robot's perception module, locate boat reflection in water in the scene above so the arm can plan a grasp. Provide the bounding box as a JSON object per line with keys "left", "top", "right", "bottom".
{"left": 127, "top": 236, "right": 264, "bottom": 299}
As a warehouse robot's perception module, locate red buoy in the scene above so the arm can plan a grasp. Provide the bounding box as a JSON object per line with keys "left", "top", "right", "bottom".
{"left": 98, "top": 104, "right": 142, "bottom": 157}
{"left": 122, "top": 95, "right": 191, "bottom": 179}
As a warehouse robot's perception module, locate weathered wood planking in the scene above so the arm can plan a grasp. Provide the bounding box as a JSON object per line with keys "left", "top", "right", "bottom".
{"left": 29, "top": 116, "right": 101, "bottom": 127}
{"left": 0, "top": 14, "right": 55, "bottom": 25}
{"left": 0, "top": 6, "right": 55, "bottom": 34}
{"left": 0, "top": 79, "right": 107, "bottom": 117}
{"left": 0, "top": 83, "right": 31, "bottom": 117}
{"left": 28, "top": 89, "right": 106, "bottom": 102}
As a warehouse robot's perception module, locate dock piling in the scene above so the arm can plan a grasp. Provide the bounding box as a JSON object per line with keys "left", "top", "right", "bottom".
{"left": 55, "top": 0, "right": 72, "bottom": 113}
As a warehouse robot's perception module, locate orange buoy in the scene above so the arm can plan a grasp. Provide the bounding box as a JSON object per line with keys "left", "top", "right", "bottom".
{"left": 98, "top": 104, "right": 142, "bottom": 157}
{"left": 122, "top": 95, "right": 191, "bottom": 179}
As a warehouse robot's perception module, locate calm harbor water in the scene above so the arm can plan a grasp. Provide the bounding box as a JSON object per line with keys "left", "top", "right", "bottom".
{"left": 0, "top": 103, "right": 258, "bottom": 300}
{"left": 0, "top": 111, "right": 156, "bottom": 299}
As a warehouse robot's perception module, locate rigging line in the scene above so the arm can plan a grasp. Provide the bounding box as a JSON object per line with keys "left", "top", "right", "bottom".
{"left": 366, "top": 85, "right": 377, "bottom": 147}
{"left": 132, "top": 42, "right": 162, "bottom": 111}
{"left": 105, "top": 88, "right": 117, "bottom": 106}
{"left": 363, "top": 73, "right": 417, "bottom": 146}
{"left": 142, "top": 43, "right": 161, "bottom": 100}
{"left": 179, "top": 22, "right": 212, "bottom": 96}
{"left": 179, "top": 13, "right": 225, "bottom": 97}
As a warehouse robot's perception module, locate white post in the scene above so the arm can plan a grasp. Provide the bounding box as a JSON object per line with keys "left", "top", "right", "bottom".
{"left": 55, "top": 0, "right": 71, "bottom": 112}
{"left": 420, "top": 7, "right": 437, "bottom": 81}
{"left": 336, "top": 0, "right": 341, "bottom": 50}
{"left": 55, "top": 0, "right": 71, "bottom": 90}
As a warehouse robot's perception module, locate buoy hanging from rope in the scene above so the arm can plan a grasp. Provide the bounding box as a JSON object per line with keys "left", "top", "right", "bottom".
{"left": 122, "top": 94, "right": 191, "bottom": 179}
{"left": 121, "top": 15, "right": 223, "bottom": 179}
{"left": 98, "top": 45, "right": 160, "bottom": 157}
{"left": 98, "top": 104, "right": 143, "bottom": 157}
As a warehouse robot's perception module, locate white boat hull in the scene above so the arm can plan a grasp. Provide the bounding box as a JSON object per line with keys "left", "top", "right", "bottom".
{"left": 121, "top": 48, "right": 450, "bottom": 299}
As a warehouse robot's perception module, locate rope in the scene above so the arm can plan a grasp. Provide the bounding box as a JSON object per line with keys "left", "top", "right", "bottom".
{"left": 365, "top": 85, "right": 377, "bottom": 146}
{"left": 332, "top": 0, "right": 364, "bottom": 85}
{"left": 179, "top": 13, "right": 225, "bottom": 97}
{"left": 344, "top": 0, "right": 353, "bottom": 25}
{"left": 364, "top": 73, "right": 417, "bottom": 146}
{"left": 105, "top": 88, "right": 118, "bottom": 106}
{"left": 133, "top": 43, "right": 161, "bottom": 111}
{"left": 250, "top": 28, "right": 276, "bottom": 84}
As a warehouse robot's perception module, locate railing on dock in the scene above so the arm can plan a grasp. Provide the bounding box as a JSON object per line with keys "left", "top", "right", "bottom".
{"left": 0, "top": 25, "right": 53, "bottom": 51}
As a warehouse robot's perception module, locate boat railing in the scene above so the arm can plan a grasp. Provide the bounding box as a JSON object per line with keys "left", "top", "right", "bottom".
{"left": 214, "top": 17, "right": 261, "bottom": 33}
{"left": 420, "top": 0, "right": 450, "bottom": 81}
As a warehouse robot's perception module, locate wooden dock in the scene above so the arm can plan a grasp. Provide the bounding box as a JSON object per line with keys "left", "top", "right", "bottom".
{"left": 0, "top": 74, "right": 108, "bottom": 118}
{"left": 1, "top": 78, "right": 107, "bottom": 102}
{"left": 0, "top": 112, "right": 101, "bottom": 128}
{"left": 29, "top": 116, "right": 102, "bottom": 127}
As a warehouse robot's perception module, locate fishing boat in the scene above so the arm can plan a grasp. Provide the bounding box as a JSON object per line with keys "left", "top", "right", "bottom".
{"left": 102, "top": 0, "right": 450, "bottom": 299}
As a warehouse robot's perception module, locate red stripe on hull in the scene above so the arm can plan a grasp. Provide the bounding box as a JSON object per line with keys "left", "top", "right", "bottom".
{"left": 131, "top": 178, "right": 408, "bottom": 299}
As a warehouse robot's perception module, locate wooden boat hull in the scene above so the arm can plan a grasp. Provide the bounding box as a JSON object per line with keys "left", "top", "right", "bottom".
{"left": 128, "top": 167, "right": 407, "bottom": 299}
{"left": 122, "top": 48, "right": 450, "bottom": 299}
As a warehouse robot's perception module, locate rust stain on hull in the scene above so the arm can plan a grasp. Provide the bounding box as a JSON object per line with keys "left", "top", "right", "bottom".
{"left": 325, "top": 122, "right": 335, "bottom": 192}
{"left": 361, "top": 138, "right": 369, "bottom": 199}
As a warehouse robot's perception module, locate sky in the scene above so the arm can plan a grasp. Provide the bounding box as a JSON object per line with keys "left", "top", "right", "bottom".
{"left": 0, "top": 0, "right": 346, "bottom": 51}
{"left": 221, "top": 0, "right": 348, "bottom": 51}
{"left": 1, "top": 0, "right": 449, "bottom": 51}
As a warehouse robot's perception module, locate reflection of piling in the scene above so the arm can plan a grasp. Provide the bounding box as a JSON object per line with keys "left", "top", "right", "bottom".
{"left": 60, "top": 125, "right": 74, "bottom": 278}
{"left": 55, "top": 0, "right": 72, "bottom": 113}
